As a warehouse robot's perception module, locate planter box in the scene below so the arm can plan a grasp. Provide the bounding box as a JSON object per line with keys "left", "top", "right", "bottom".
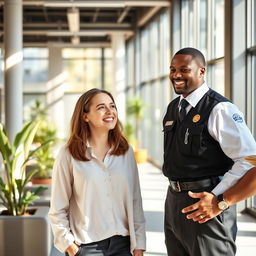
{"left": 0, "top": 206, "right": 51, "bottom": 256}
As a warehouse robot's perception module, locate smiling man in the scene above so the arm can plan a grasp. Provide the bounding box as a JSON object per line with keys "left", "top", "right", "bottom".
{"left": 162, "top": 47, "right": 256, "bottom": 256}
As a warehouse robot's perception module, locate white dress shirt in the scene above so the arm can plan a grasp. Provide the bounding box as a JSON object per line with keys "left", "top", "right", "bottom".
{"left": 48, "top": 145, "right": 146, "bottom": 253}
{"left": 179, "top": 83, "right": 256, "bottom": 195}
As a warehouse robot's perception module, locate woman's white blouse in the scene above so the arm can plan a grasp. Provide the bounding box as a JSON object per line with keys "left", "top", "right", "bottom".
{"left": 48, "top": 145, "right": 146, "bottom": 253}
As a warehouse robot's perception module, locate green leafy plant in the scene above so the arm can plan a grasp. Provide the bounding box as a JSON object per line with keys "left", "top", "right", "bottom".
{"left": 126, "top": 97, "right": 145, "bottom": 148}
{"left": 123, "top": 122, "right": 135, "bottom": 145}
{"left": 0, "top": 121, "right": 48, "bottom": 216}
{"left": 28, "top": 100, "right": 57, "bottom": 180}
{"left": 33, "top": 146, "right": 55, "bottom": 179}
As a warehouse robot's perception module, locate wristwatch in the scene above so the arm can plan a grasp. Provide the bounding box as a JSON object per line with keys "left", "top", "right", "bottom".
{"left": 217, "top": 194, "right": 229, "bottom": 211}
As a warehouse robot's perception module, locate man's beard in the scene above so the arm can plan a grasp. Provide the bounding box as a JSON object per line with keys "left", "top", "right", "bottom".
{"left": 172, "top": 79, "right": 189, "bottom": 95}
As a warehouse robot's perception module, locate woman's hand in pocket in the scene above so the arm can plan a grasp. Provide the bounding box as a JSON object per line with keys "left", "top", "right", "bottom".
{"left": 133, "top": 249, "right": 144, "bottom": 256}
{"left": 66, "top": 243, "right": 80, "bottom": 256}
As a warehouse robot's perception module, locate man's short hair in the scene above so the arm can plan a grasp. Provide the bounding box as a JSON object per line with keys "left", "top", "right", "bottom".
{"left": 174, "top": 47, "right": 206, "bottom": 66}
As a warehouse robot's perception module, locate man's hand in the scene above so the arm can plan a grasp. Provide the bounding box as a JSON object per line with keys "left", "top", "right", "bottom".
{"left": 133, "top": 249, "right": 144, "bottom": 256}
{"left": 181, "top": 191, "right": 222, "bottom": 223}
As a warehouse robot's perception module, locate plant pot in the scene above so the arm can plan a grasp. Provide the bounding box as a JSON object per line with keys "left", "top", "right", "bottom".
{"left": 134, "top": 148, "right": 148, "bottom": 163}
{"left": 0, "top": 206, "right": 51, "bottom": 256}
{"left": 31, "top": 178, "right": 52, "bottom": 185}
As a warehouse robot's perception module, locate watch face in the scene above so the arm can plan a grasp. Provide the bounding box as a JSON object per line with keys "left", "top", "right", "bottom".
{"left": 218, "top": 201, "right": 229, "bottom": 211}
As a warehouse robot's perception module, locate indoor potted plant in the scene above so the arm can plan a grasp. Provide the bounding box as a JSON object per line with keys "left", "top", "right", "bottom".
{"left": 27, "top": 100, "right": 57, "bottom": 184}
{"left": 126, "top": 97, "right": 148, "bottom": 163}
{"left": 0, "top": 121, "right": 51, "bottom": 256}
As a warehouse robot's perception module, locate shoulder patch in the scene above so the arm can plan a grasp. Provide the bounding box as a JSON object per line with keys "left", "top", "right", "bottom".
{"left": 232, "top": 113, "right": 243, "bottom": 123}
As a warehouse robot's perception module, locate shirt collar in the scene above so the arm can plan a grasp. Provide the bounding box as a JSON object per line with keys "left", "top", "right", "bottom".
{"left": 179, "top": 82, "right": 209, "bottom": 108}
{"left": 85, "top": 141, "right": 93, "bottom": 159}
{"left": 85, "top": 140, "right": 112, "bottom": 159}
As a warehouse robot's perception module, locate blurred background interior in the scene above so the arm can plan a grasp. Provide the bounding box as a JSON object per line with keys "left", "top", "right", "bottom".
{"left": 0, "top": 0, "right": 256, "bottom": 255}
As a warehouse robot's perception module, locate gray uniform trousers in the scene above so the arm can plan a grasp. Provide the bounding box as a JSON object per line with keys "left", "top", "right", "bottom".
{"left": 164, "top": 186, "right": 237, "bottom": 256}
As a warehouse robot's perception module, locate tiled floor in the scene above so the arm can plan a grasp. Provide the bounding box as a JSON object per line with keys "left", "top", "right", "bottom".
{"left": 51, "top": 162, "right": 256, "bottom": 256}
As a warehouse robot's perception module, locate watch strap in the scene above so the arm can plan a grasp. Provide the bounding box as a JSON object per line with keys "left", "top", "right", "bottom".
{"left": 217, "top": 194, "right": 224, "bottom": 202}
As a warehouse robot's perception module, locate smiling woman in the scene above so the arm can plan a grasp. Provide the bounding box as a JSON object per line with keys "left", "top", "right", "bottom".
{"left": 48, "top": 88, "right": 146, "bottom": 256}
{"left": 83, "top": 93, "right": 117, "bottom": 136}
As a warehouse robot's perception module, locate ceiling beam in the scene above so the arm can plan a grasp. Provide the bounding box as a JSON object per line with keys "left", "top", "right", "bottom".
{"left": 22, "top": 11, "right": 122, "bottom": 17}
{"left": 20, "top": 1, "right": 170, "bottom": 8}
{"left": 15, "top": 42, "right": 112, "bottom": 48}
{"left": 117, "top": 6, "right": 131, "bottom": 23}
{"left": 92, "top": 8, "right": 100, "bottom": 23}
{"left": 20, "top": 30, "right": 134, "bottom": 37}
{"left": 0, "top": 23, "right": 132, "bottom": 29}
{"left": 137, "top": 6, "right": 162, "bottom": 27}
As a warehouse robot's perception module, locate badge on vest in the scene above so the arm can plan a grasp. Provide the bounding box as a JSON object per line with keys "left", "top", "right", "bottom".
{"left": 192, "top": 114, "right": 201, "bottom": 123}
{"left": 165, "top": 120, "right": 174, "bottom": 126}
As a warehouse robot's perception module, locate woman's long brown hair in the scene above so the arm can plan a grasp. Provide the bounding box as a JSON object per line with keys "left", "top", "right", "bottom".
{"left": 67, "top": 88, "right": 129, "bottom": 161}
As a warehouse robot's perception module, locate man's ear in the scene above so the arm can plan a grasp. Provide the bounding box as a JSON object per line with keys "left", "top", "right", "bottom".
{"left": 199, "top": 67, "right": 206, "bottom": 77}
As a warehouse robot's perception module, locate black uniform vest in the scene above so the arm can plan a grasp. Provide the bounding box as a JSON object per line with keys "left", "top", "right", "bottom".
{"left": 162, "top": 89, "right": 234, "bottom": 181}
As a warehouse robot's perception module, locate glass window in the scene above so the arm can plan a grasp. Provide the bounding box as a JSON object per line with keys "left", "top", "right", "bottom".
{"left": 181, "top": 0, "right": 194, "bottom": 47}
{"left": 141, "top": 83, "right": 152, "bottom": 150}
{"left": 104, "top": 48, "right": 113, "bottom": 58}
{"left": 84, "top": 59, "right": 101, "bottom": 90}
{"left": 0, "top": 88, "right": 3, "bottom": 123}
{"left": 104, "top": 48, "right": 113, "bottom": 91}
{"left": 126, "top": 39, "right": 135, "bottom": 88}
{"left": 24, "top": 59, "right": 48, "bottom": 83}
{"left": 0, "top": 49, "right": 3, "bottom": 123}
{"left": 247, "top": 0, "right": 256, "bottom": 47}
{"left": 246, "top": 0, "right": 256, "bottom": 136}
{"left": 84, "top": 48, "right": 101, "bottom": 58}
{"left": 0, "top": 48, "right": 3, "bottom": 83}
{"left": 207, "top": 60, "right": 225, "bottom": 95}
{"left": 246, "top": 0, "right": 256, "bottom": 215}
{"left": 62, "top": 48, "right": 110, "bottom": 92}
{"left": 23, "top": 48, "right": 49, "bottom": 83}
{"left": 135, "top": 34, "right": 141, "bottom": 90}
{"left": 149, "top": 22, "right": 159, "bottom": 80}
{"left": 252, "top": 196, "right": 256, "bottom": 212}
{"left": 63, "top": 59, "right": 85, "bottom": 92}
{"left": 251, "top": 55, "right": 256, "bottom": 136}
{"left": 62, "top": 48, "right": 84, "bottom": 59}
{"left": 137, "top": 9, "right": 171, "bottom": 164}
{"left": 180, "top": 0, "right": 208, "bottom": 51}
{"left": 0, "top": 60, "right": 3, "bottom": 83}
{"left": 140, "top": 30, "right": 150, "bottom": 82}
{"left": 159, "top": 11, "right": 170, "bottom": 77}
{"left": 254, "top": 2, "right": 256, "bottom": 45}
{"left": 104, "top": 59, "right": 113, "bottom": 92}
{"left": 213, "top": 0, "right": 224, "bottom": 58}
{"left": 199, "top": 0, "right": 207, "bottom": 55}
{"left": 23, "top": 48, "right": 48, "bottom": 58}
